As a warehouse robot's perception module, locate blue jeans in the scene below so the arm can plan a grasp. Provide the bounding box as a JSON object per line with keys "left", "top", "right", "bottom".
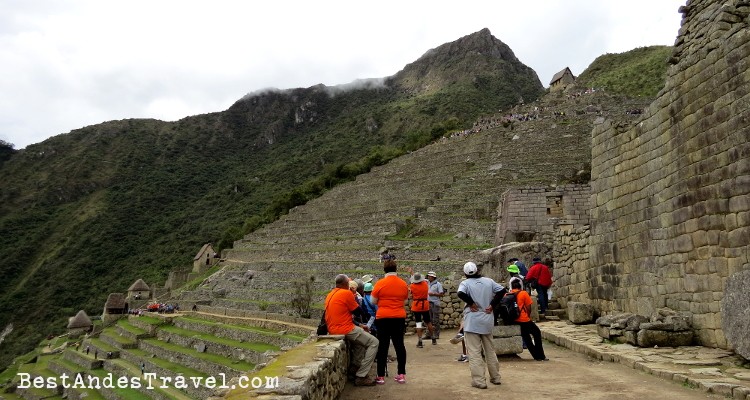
{"left": 537, "top": 286, "right": 549, "bottom": 314}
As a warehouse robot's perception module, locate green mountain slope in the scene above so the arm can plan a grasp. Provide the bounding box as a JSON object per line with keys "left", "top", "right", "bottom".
{"left": 0, "top": 29, "right": 544, "bottom": 370}
{"left": 576, "top": 45, "right": 671, "bottom": 97}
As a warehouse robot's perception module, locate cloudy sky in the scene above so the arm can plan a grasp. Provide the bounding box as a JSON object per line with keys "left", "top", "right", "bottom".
{"left": 1, "top": 0, "right": 685, "bottom": 149}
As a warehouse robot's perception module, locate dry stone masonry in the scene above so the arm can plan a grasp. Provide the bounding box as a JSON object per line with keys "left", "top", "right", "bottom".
{"left": 556, "top": 0, "right": 750, "bottom": 354}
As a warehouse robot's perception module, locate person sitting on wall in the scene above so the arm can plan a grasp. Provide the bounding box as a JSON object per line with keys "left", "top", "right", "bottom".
{"left": 325, "top": 274, "right": 379, "bottom": 387}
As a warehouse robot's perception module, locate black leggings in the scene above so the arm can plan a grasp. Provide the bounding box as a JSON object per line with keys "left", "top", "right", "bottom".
{"left": 375, "top": 318, "right": 406, "bottom": 376}
{"left": 519, "top": 321, "right": 546, "bottom": 360}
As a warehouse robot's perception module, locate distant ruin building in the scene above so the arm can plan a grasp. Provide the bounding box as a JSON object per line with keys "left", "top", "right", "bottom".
{"left": 127, "top": 279, "right": 151, "bottom": 300}
{"left": 549, "top": 67, "right": 576, "bottom": 91}
{"left": 102, "top": 293, "right": 127, "bottom": 324}
{"left": 66, "top": 310, "right": 92, "bottom": 337}
{"left": 495, "top": 185, "right": 590, "bottom": 245}
{"left": 193, "top": 243, "right": 218, "bottom": 273}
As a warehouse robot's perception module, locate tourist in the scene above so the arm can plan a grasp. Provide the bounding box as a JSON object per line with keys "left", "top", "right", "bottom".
{"left": 525, "top": 257, "right": 553, "bottom": 315}
{"left": 457, "top": 262, "right": 504, "bottom": 389}
{"left": 409, "top": 273, "right": 435, "bottom": 348}
{"left": 361, "top": 283, "right": 378, "bottom": 336}
{"left": 371, "top": 259, "right": 409, "bottom": 384}
{"left": 324, "top": 274, "right": 379, "bottom": 386}
{"left": 426, "top": 271, "right": 445, "bottom": 339}
{"left": 509, "top": 277, "right": 548, "bottom": 361}
{"left": 507, "top": 264, "right": 524, "bottom": 288}
{"left": 450, "top": 319, "right": 468, "bottom": 362}
{"left": 508, "top": 257, "right": 528, "bottom": 276}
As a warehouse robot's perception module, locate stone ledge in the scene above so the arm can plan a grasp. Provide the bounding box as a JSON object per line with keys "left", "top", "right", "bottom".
{"left": 541, "top": 321, "right": 750, "bottom": 399}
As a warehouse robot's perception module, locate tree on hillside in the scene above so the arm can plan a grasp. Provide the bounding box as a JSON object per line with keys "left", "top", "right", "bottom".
{"left": 0, "top": 140, "right": 15, "bottom": 165}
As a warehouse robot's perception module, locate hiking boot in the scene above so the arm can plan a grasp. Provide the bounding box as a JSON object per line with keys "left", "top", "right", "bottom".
{"left": 450, "top": 333, "right": 464, "bottom": 344}
{"left": 416, "top": 340, "right": 424, "bottom": 348}
{"left": 432, "top": 338, "right": 437, "bottom": 345}
{"left": 375, "top": 376, "right": 385, "bottom": 385}
{"left": 472, "top": 382, "right": 488, "bottom": 389}
{"left": 394, "top": 374, "right": 406, "bottom": 384}
{"left": 354, "top": 377, "right": 376, "bottom": 386}
{"left": 490, "top": 378, "right": 502, "bottom": 385}
{"left": 457, "top": 354, "right": 468, "bottom": 362}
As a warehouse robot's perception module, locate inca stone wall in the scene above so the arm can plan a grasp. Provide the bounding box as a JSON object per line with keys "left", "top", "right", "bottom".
{"left": 562, "top": 0, "right": 750, "bottom": 350}
{"left": 495, "top": 184, "right": 590, "bottom": 245}
{"left": 552, "top": 225, "right": 590, "bottom": 311}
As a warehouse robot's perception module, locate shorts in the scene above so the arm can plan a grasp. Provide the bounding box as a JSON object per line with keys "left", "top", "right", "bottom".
{"left": 413, "top": 311, "right": 431, "bottom": 324}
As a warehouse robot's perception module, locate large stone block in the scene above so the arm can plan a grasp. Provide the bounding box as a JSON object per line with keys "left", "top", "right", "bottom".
{"left": 568, "top": 302, "right": 595, "bottom": 324}
{"left": 722, "top": 269, "right": 750, "bottom": 360}
{"left": 636, "top": 329, "right": 694, "bottom": 347}
{"left": 492, "top": 336, "right": 523, "bottom": 355}
{"left": 492, "top": 324, "right": 521, "bottom": 338}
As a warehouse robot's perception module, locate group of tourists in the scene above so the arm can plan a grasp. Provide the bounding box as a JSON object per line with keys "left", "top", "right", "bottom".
{"left": 323, "top": 256, "right": 552, "bottom": 388}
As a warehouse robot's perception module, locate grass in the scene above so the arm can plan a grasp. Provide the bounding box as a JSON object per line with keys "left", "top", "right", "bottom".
{"left": 116, "top": 319, "right": 148, "bottom": 336}
{"left": 159, "top": 325, "right": 280, "bottom": 352}
{"left": 142, "top": 339, "right": 255, "bottom": 371}
{"left": 178, "top": 316, "right": 307, "bottom": 342}
{"left": 133, "top": 315, "right": 164, "bottom": 326}
{"left": 87, "top": 368, "right": 152, "bottom": 400}
{"left": 124, "top": 349, "right": 207, "bottom": 377}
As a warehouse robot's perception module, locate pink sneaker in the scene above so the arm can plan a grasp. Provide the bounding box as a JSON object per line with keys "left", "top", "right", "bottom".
{"left": 394, "top": 374, "right": 406, "bottom": 384}
{"left": 375, "top": 376, "right": 385, "bottom": 385}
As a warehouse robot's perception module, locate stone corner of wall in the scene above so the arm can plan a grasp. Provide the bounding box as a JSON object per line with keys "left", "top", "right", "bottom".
{"left": 221, "top": 337, "right": 349, "bottom": 400}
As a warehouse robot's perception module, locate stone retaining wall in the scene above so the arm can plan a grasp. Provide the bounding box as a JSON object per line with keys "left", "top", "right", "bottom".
{"left": 562, "top": 0, "right": 750, "bottom": 349}
{"left": 221, "top": 337, "right": 348, "bottom": 400}
{"left": 552, "top": 225, "right": 590, "bottom": 311}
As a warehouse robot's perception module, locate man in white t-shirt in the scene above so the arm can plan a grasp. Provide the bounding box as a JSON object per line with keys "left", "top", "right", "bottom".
{"left": 457, "top": 262, "right": 505, "bottom": 389}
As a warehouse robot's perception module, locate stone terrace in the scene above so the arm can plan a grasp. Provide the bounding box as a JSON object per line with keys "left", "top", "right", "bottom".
{"left": 176, "top": 88, "right": 653, "bottom": 322}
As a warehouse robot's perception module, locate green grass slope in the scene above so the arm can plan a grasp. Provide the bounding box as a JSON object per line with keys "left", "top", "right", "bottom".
{"left": 576, "top": 46, "right": 671, "bottom": 98}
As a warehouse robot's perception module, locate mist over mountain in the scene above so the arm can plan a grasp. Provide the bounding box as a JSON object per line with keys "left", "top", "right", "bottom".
{"left": 0, "top": 29, "right": 546, "bottom": 369}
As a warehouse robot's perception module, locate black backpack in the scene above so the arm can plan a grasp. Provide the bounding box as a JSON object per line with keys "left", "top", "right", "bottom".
{"left": 498, "top": 292, "right": 521, "bottom": 324}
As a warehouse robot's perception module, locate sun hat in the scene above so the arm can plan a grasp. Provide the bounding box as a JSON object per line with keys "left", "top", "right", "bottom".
{"left": 361, "top": 274, "right": 374, "bottom": 283}
{"left": 349, "top": 280, "right": 359, "bottom": 290}
{"left": 411, "top": 273, "right": 425, "bottom": 283}
{"left": 426, "top": 271, "right": 437, "bottom": 278}
{"left": 463, "top": 262, "right": 478, "bottom": 276}
{"left": 507, "top": 264, "right": 520, "bottom": 274}
{"left": 364, "top": 282, "right": 373, "bottom": 292}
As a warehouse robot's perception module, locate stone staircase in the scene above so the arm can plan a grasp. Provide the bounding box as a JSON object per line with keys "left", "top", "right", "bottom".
{"left": 4, "top": 312, "right": 309, "bottom": 400}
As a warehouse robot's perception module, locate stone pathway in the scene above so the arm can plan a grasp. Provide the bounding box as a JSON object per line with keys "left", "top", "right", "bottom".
{"left": 540, "top": 320, "right": 750, "bottom": 399}
{"left": 339, "top": 322, "right": 749, "bottom": 399}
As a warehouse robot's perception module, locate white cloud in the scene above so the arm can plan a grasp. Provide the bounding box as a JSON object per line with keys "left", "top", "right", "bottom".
{"left": 0, "top": 0, "right": 685, "bottom": 149}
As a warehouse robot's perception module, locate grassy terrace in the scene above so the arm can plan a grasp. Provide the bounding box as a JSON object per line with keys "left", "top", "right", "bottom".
{"left": 108, "top": 357, "right": 194, "bottom": 400}
{"left": 49, "top": 359, "right": 106, "bottom": 400}
{"left": 124, "top": 349, "right": 207, "bottom": 378}
{"left": 141, "top": 338, "right": 255, "bottom": 371}
{"left": 100, "top": 328, "right": 137, "bottom": 347}
{"left": 87, "top": 337, "right": 118, "bottom": 353}
{"left": 178, "top": 316, "right": 308, "bottom": 342}
{"left": 134, "top": 315, "right": 164, "bottom": 326}
{"left": 117, "top": 319, "right": 149, "bottom": 336}
{"left": 159, "top": 325, "right": 279, "bottom": 353}
{"left": 86, "top": 368, "right": 152, "bottom": 400}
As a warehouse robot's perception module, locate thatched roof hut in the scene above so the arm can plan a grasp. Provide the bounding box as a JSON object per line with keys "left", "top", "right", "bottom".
{"left": 128, "top": 279, "right": 150, "bottom": 292}
{"left": 67, "top": 310, "right": 92, "bottom": 329}
{"left": 104, "top": 293, "right": 127, "bottom": 314}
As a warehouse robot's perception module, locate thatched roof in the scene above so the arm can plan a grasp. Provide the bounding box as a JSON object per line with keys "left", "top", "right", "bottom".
{"left": 550, "top": 67, "right": 574, "bottom": 85}
{"left": 194, "top": 243, "right": 215, "bottom": 261}
{"left": 105, "top": 293, "right": 126, "bottom": 309}
{"left": 128, "top": 279, "right": 150, "bottom": 292}
{"left": 67, "top": 310, "right": 92, "bottom": 329}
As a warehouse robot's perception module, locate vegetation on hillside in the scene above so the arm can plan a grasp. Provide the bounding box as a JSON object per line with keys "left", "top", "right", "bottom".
{"left": 577, "top": 46, "right": 671, "bottom": 98}
{"left": 0, "top": 30, "right": 545, "bottom": 371}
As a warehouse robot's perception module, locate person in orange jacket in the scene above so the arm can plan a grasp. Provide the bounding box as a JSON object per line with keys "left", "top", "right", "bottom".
{"left": 510, "top": 277, "right": 548, "bottom": 361}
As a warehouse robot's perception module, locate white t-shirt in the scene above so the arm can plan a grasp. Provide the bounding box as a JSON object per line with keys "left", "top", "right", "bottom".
{"left": 458, "top": 276, "right": 504, "bottom": 335}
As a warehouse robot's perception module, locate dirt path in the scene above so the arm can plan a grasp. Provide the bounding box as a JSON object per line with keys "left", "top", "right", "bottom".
{"left": 339, "top": 330, "right": 723, "bottom": 400}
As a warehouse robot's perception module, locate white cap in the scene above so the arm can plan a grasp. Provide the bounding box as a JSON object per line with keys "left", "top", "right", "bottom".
{"left": 463, "top": 262, "right": 478, "bottom": 276}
